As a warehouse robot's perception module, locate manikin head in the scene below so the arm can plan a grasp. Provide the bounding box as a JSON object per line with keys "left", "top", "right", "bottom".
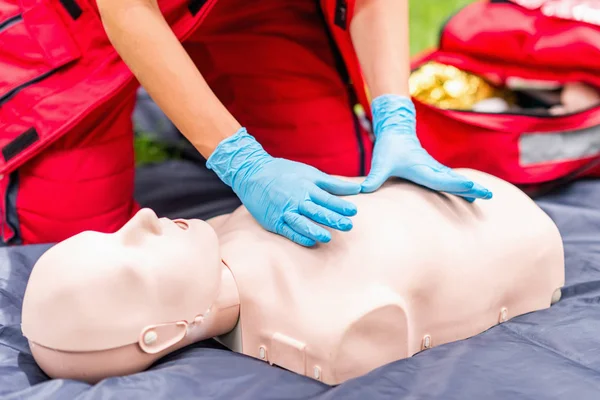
{"left": 21, "top": 208, "right": 223, "bottom": 383}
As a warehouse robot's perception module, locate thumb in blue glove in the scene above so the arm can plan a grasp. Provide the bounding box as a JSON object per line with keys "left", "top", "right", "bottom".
{"left": 362, "top": 94, "right": 493, "bottom": 202}
{"left": 207, "top": 128, "right": 361, "bottom": 247}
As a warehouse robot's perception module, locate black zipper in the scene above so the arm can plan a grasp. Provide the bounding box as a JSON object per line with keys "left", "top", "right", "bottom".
{"left": 0, "top": 69, "right": 59, "bottom": 106}
{"left": 0, "top": 14, "right": 59, "bottom": 105}
{"left": 0, "top": 14, "right": 22, "bottom": 33}
{"left": 317, "top": 1, "right": 366, "bottom": 176}
{"left": 348, "top": 96, "right": 366, "bottom": 176}
{"left": 0, "top": 14, "right": 70, "bottom": 106}
{"left": 1, "top": 172, "right": 22, "bottom": 246}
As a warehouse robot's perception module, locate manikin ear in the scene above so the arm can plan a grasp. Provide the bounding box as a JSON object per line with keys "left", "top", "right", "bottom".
{"left": 138, "top": 322, "right": 188, "bottom": 354}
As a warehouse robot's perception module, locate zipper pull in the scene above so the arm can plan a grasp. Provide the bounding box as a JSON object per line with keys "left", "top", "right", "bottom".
{"left": 334, "top": 0, "right": 348, "bottom": 29}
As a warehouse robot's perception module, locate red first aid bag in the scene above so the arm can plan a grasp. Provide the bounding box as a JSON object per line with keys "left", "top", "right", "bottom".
{"left": 412, "top": 0, "right": 600, "bottom": 194}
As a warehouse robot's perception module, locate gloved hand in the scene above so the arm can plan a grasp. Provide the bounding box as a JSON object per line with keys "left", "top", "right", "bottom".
{"left": 361, "top": 94, "right": 493, "bottom": 201}
{"left": 207, "top": 128, "right": 361, "bottom": 247}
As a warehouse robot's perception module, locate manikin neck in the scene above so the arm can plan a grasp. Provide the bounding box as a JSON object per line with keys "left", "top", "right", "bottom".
{"left": 184, "top": 262, "right": 240, "bottom": 344}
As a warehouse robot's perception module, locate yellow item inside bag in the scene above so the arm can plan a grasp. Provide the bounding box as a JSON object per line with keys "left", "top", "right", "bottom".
{"left": 409, "top": 62, "right": 514, "bottom": 110}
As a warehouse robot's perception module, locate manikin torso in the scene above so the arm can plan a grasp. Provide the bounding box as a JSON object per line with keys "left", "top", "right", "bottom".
{"left": 213, "top": 170, "right": 564, "bottom": 383}
{"left": 21, "top": 169, "right": 564, "bottom": 385}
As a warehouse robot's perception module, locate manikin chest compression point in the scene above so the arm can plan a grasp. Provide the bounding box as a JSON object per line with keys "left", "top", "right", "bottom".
{"left": 21, "top": 169, "right": 564, "bottom": 385}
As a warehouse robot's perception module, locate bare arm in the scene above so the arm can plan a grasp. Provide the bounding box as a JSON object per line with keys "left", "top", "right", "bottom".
{"left": 96, "top": 0, "right": 240, "bottom": 157}
{"left": 350, "top": 0, "right": 410, "bottom": 98}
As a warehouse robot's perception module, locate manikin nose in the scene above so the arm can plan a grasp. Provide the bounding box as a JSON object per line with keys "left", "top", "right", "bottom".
{"left": 119, "top": 208, "right": 162, "bottom": 244}
{"left": 132, "top": 209, "right": 161, "bottom": 232}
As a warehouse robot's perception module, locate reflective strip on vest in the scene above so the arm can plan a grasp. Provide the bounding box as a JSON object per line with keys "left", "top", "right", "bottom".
{"left": 519, "top": 124, "right": 600, "bottom": 165}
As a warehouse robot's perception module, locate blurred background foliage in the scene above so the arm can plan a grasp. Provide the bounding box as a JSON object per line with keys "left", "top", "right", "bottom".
{"left": 409, "top": 0, "right": 474, "bottom": 55}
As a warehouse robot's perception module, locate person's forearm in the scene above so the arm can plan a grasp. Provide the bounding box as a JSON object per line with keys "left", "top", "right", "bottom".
{"left": 350, "top": 0, "right": 410, "bottom": 99}
{"left": 97, "top": 0, "right": 240, "bottom": 157}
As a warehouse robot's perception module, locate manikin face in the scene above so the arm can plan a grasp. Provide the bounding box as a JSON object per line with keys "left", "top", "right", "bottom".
{"left": 21, "top": 208, "right": 223, "bottom": 353}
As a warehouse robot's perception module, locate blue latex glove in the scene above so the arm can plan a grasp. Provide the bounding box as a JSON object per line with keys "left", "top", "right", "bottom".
{"left": 361, "top": 94, "right": 493, "bottom": 201}
{"left": 207, "top": 128, "right": 361, "bottom": 247}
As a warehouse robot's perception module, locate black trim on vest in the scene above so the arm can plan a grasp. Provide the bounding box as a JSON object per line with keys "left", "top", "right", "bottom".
{"left": 334, "top": 0, "right": 348, "bottom": 29}
{"left": 2, "top": 128, "right": 39, "bottom": 162}
{"left": 59, "top": 0, "right": 83, "bottom": 20}
{"left": 318, "top": 1, "right": 367, "bottom": 175}
{"left": 1, "top": 172, "right": 22, "bottom": 246}
{"left": 189, "top": 0, "right": 208, "bottom": 16}
{"left": 0, "top": 14, "right": 22, "bottom": 33}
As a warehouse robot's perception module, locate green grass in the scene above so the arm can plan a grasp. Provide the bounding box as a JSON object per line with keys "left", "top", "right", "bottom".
{"left": 409, "top": 0, "right": 474, "bottom": 55}
{"left": 134, "top": 0, "right": 475, "bottom": 164}
{"left": 133, "top": 133, "right": 175, "bottom": 166}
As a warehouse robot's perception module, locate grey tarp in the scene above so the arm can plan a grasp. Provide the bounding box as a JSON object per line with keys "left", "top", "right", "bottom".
{"left": 1, "top": 158, "right": 600, "bottom": 399}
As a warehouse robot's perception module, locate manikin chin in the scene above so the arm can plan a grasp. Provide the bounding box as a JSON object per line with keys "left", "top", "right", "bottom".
{"left": 21, "top": 169, "right": 565, "bottom": 385}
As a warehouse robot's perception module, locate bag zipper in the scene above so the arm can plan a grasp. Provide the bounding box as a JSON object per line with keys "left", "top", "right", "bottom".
{"left": 0, "top": 14, "right": 22, "bottom": 33}
{"left": 0, "top": 69, "right": 59, "bottom": 106}
{"left": 0, "top": 14, "right": 62, "bottom": 106}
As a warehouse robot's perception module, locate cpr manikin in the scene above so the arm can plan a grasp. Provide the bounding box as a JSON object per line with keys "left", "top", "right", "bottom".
{"left": 21, "top": 169, "right": 565, "bottom": 385}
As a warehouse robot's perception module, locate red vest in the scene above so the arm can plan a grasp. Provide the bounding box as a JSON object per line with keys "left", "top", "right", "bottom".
{"left": 0, "top": 0, "right": 371, "bottom": 244}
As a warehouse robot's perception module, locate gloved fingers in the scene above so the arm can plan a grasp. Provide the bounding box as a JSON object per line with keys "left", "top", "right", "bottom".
{"left": 446, "top": 170, "right": 493, "bottom": 198}
{"left": 453, "top": 184, "right": 493, "bottom": 200}
{"left": 406, "top": 165, "right": 492, "bottom": 198}
{"left": 277, "top": 224, "right": 316, "bottom": 247}
{"left": 283, "top": 212, "right": 332, "bottom": 243}
{"left": 444, "top": 185, "right": 493, "bottom": 201}
{"left": 299, "top": 201, "right": 353, "bottom": 232}
{"left": 360, "top": 167, "right": 391, "bottom": 193}
{"left": 314, "top": 173, "right": 362, "bottom": 196}
{"left": 309, "top": 189, "right": 358, "bottom": 217}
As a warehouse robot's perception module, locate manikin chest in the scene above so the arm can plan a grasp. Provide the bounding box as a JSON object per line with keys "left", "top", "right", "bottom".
{"left": 214, "top": 172, "right": 564, "bottom": 385}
